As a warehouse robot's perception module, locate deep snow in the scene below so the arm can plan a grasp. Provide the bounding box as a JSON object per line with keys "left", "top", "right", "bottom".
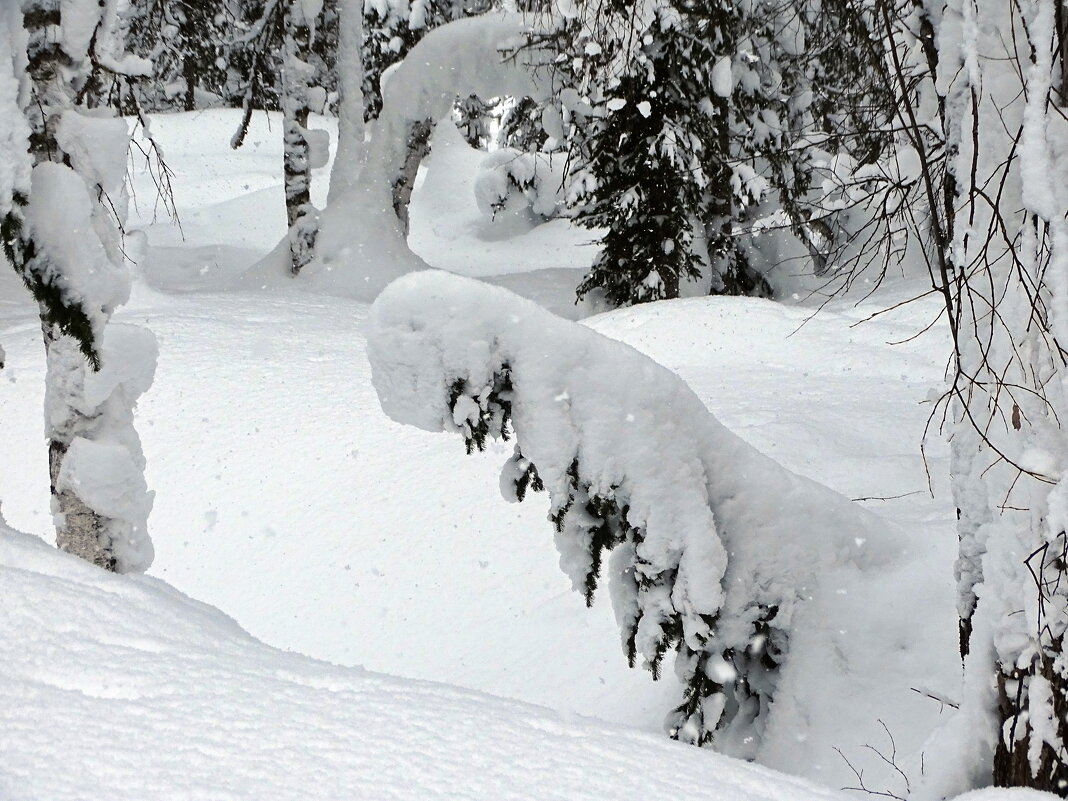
{"left": 1, "top": 109, "right": 966, "bottom": 796}
{"left": 0, "top": 515, "right": 849, "bottom": 801}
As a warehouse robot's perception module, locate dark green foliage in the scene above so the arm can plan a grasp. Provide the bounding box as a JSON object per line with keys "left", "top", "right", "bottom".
{"left": 560, "top": 1, "right": 779, "bottom": 306}
{"left": 511, "top": 457, "right": 544, "bottom": 502}
{"left": 447, "top": 366, "right": 514, "bottom": 454}
{"left": 498, "top": 97, "right": 551, "bottom": 152}
{"left": 568, "top": 9, "right": 718, "bottom": 304}
{"left": 669, "top": 605, "right": 785, "bottom": 747}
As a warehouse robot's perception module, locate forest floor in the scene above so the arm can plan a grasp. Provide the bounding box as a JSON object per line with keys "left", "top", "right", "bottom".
{"left": 0, "top": 109, "right": 975, "bottom": 799}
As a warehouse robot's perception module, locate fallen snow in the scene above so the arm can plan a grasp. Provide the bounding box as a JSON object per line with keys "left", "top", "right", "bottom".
{"left": 0, "top": 512, "right": 849, "bottom": 801}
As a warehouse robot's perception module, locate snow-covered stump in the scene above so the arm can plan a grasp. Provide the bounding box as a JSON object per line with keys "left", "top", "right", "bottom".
{"left": 367, "top": 271, "right": 896, "bottom": 753}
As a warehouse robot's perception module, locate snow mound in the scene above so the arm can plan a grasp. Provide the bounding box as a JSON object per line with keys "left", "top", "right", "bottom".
{"left": 2, "top": 512, "right": 846, "bottom": 801}
{"left": 367, "top": 271, "right": 911, "bottom": 765}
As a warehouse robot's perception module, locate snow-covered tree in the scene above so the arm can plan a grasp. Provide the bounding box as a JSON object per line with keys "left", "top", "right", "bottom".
{"left": 362, "top": 0, "right": 470, "bottom": 122}
{"left": 540, "top": 0, "right": 820, "bottom": 304}
{"left": 367, "top": 270, "right": 895, "bottom": 753}
{"left": 455, "top": 93, "right": 492, "bottom": 148}
{"left": 2, "top": 0, "right": 157, "bottom": 573}
{"left": 280, "top": 0, "right": 326, "bottom": 272}
{"left": 912, "top": 0, "right": 1068, "bottom": 791}
{"left": 328, "top": 0, "right": 366, "bottom": 202}
{"left": 314, "top": 11, "right": 546, "bottom": 293}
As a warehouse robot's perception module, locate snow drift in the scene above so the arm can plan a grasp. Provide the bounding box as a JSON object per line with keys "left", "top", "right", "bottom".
{"left": 2, "top": 510, "right": 846, "bottom": 801}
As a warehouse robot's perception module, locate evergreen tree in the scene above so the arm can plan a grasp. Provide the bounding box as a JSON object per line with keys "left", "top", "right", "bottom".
{"left": 559, "top": 0, "right": 777, "bottom": 305}
{"left": 455, "top": 93, "right": 492, "bottom": 148}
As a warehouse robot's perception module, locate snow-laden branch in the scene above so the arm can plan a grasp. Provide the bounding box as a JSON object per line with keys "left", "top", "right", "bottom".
{"left": 368, "top": 271, "right": 898, "bottom": 752}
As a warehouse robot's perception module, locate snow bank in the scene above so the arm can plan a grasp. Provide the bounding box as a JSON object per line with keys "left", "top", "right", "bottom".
{"left": 367, "top": 271, "right": 902, "bottom": 759}
{"left": 0, "top": 512, "right": 849, "bottom": 801}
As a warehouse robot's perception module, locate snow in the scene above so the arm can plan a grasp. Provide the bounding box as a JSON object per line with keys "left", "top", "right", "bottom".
{"left": 56, "top": 111, "right": 132, "bottom": 195}
{"left": 0, "top": 511, "right": 853, "bottom": 801}
{"left": 473, "top": 146, "right": 563, "bottom": 221}
{"left": 0, "top": 3, "right": 28, "bottom": 218}
{"left": 25, "top": 163, "right": 131, "bottom": 333}
{"left": 712, "top": 57, "right": 733, "bottom": 97}
{"left": 366, "top": 270, "right": 956, "bottom": 770}
{"left": 42, "top": 322, "right": 157, "bottom": 572}
{"left": 0, "top": 108, "right": 984, "bottom": 796}
{"left": 313, "top": 11, "right": 546, "bottom": 298}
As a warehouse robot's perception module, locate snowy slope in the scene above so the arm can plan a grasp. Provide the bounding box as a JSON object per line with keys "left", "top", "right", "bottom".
{"left": 0, "top": 515, "right": 852, "bottom": 801}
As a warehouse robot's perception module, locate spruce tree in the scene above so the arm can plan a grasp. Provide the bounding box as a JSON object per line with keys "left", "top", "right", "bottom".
{"left": 561, "top": 1, "right": 774, "bottom": 304}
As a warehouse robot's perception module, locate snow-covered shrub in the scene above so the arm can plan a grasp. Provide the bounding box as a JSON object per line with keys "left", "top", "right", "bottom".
{"left": 368, "top": 271, "right": 893, "bottom": 753}
{"left": 473, "top": 149, "right": 562, "bottom": 222}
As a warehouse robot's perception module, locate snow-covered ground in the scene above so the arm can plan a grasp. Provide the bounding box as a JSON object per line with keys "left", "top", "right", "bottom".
{"left": 1, "top": 110, "right": 966, "bottom": 797}
{"left": 1, "top": 517, "right": 855, "bottom": 800}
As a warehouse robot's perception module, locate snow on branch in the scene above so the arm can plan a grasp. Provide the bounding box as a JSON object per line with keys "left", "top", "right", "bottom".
{"left": 368, "top": 271, "right": 896, "bottom": 753}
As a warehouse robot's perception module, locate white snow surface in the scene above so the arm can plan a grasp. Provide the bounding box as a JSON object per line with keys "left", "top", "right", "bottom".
{"left": 0, "top": 513, "right": 848, "bottom": 801}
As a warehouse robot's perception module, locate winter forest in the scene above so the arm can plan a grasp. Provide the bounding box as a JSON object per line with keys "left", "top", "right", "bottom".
{"left": 1, "top": 0, "right": 1067, "bottom": 797}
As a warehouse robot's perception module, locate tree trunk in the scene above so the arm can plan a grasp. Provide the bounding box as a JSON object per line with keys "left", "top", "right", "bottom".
{"left": 281, "top": 0, "right": 318, "bottom": 274}
{"left": 992, "top": 648, "right": 1068, "bottom": 793}
{"left": 22, "top": 0, "right": 114, "bottom": 568}
{"left": 391, "top": 118, "right": 433, "bottom": 235}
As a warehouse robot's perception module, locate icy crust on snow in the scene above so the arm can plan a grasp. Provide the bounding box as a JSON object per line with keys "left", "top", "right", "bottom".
{"left": 367, "top": 271, "right": 899, "bottom": 756}
{"left": 312, "top": 12, "right": 546, "bottom": 298}
{"left": 46, "top": 324, "right": 158, "bottom": 572}
{"left": 0, "top": 514, "right": 850, "bottom": 801}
